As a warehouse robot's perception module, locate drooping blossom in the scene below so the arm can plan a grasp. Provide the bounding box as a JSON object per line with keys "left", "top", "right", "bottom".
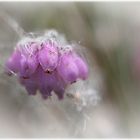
{"left": 38, "top": 41, "right": 59, "bottom": 73}
{"left": 5, "top": 30, "right": 89, "bottom": 100}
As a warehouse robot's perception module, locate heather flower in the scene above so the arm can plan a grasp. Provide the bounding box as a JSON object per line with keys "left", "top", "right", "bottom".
{"left": 5, "top": 30, "right": 89, "bottom": 100}
{"left": 57, "top": 51, "right": 88, "bottom": 83}
{"left": 38, "top": 41, "right": 58, "bottom": 73}
{"left": 73, "top": 54, "right": 89, "bottom": 80}
{"left": 18, "top": 39, "right": 39, "bottom": 78}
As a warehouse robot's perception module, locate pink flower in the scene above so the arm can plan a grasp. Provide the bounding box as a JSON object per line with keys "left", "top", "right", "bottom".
{"left": 38, "top": 41, "right": 58, "bottom": 73}
{"left": 5, "top": 31, "right": 89, "bottom": 100}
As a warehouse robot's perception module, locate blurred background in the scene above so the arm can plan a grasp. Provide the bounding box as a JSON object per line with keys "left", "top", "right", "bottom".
{"left": 0, "top": 2, "right": 140, "bottom": 138}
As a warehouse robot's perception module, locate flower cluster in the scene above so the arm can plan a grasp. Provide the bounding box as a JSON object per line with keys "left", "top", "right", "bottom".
{"left": 5, "top": 31, "right": 89, "bottom": 100}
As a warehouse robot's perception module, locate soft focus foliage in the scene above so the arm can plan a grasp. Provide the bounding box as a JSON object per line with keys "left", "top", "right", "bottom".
{"left": 0, "top": 2, "right": 140, "bottom": 138}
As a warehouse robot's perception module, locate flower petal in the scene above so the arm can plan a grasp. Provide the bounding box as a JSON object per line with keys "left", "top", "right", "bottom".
{"left": 20, "top": 76, "right": 38, "bottom": 95}
{"left": 5, "top": 49, "right": 21, "bottom": 75}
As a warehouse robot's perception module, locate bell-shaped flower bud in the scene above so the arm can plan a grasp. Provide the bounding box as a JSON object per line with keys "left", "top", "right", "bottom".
{"left": 73, "top": 54, "right": 89, "bottom": 80}
{"left": 19, "top": 54, "right": 38, "bottom": 78}
{"left": 57, "top": 52, "right": 79, "bottom": 84}
{"left": 38, "top": 41, "right": 58, "bottom": 73}
{"left": 17, "top": 41, "right": 39, "bottom": 78}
